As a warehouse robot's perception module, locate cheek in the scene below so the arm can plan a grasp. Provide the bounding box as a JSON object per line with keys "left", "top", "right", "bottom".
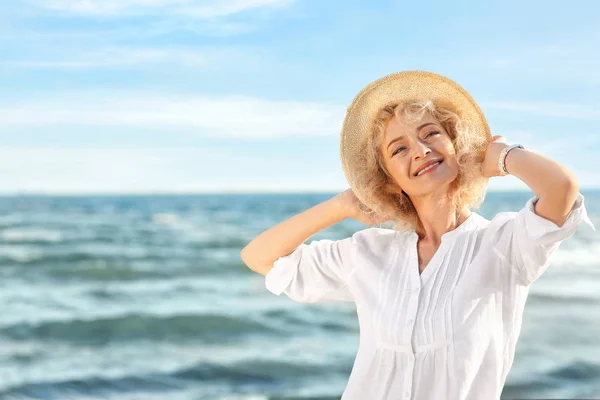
{"left": 389, "top": 158, "right": 410, "bottom": 176}
{"left": 441, "top": 138, "right": 456, "bottom": 153}
{"left": 440, "top": 139, "right": 457, "bottom": 159}
{"left": 445, "top": 157, "right": 461, "bottom": 176}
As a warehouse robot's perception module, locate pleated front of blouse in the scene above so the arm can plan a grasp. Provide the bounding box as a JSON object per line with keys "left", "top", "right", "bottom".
{"left": 345, "top": 213, "right": 492, "bottom": 400}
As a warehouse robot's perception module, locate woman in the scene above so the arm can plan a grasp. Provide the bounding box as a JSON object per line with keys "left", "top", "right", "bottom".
{"left": 240, "top": 71, "right": 595, "bottom": 400}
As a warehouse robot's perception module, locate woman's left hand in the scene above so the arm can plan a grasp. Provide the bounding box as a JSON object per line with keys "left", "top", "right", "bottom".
{"left": 481, "top": 135, "right": 510, "bottom": 178}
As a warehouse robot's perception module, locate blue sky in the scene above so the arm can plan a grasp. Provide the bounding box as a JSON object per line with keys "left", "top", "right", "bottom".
{"left": 1, "top": 0, "right": 599, "bottom": 194}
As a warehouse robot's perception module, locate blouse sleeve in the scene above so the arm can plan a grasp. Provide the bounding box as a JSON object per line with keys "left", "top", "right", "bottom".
{"left": 264, "top": 231, "right": 362, "bottom": 303}
{"left": 488, "top": 191, "right": 595, "bottom": 286}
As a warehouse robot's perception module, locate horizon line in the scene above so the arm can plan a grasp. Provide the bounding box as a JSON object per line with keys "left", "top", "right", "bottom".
{"left": 1, "top": 187, "right": 599, "bottom": 197}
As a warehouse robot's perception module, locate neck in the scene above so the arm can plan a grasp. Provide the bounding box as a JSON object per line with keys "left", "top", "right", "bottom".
{"left": 411, "top": 192, "right": 471, "bottom": 244}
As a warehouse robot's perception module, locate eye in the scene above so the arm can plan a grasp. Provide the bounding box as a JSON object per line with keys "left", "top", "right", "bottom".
{"left": 392, "top": 146, "right": 406, "bottom": 156}
{"left": 392, "top": 131, "right": 440, "bottom": 156}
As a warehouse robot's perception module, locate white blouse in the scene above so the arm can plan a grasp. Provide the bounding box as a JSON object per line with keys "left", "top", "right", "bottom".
{"left": 264, "top": 192, "right": 595, "bottom": 400}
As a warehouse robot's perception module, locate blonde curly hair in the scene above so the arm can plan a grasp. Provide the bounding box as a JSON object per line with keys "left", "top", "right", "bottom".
{"left": 353, "top": 99, "right": 490, "bottom": 232}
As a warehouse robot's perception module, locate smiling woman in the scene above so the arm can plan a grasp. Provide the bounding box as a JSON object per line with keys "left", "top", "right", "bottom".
{"left": 242, "top": 71, "right": 595, "bottom": 400}
{"left": 352, "top": 99, "right": 489, "bottom": 232}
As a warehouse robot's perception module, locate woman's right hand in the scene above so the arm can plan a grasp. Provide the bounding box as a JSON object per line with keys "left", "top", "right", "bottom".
{"left": 334, "top": 189, "right": 391, "bottom": 226}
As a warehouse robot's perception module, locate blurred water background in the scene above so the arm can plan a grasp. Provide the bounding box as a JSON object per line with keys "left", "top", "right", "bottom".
{"left": 0, "top": 190, "right": 598, "bottom": 400}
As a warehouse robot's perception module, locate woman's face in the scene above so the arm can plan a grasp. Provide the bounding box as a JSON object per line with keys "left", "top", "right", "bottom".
{"left": 381, "top": 112, "right": 459, "bottom": 198}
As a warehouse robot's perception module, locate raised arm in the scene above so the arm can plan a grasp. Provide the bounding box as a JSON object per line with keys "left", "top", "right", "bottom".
{"left": 482, "top": 135, "right": 580, "bottom": 226}
{"left": 240, "top": 195, "right": 349, "bottom": 277}
{"left": 482, "top": 135, "right": 595, "bottom": 286}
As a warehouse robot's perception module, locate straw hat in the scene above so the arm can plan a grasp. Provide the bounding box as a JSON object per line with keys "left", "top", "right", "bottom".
{"left": 339, "top": 70, "right": 491, "bottom": 210}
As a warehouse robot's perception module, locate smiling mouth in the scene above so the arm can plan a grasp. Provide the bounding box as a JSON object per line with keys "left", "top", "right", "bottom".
{"left": 414, "top": 160, "right": 443, "bottom": 177}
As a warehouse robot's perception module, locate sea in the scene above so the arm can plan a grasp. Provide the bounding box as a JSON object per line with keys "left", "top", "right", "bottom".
{"left": 0, "top": 190, "right": 598, "bottom": 400}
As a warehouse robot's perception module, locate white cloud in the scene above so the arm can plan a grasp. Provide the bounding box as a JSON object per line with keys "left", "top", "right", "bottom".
{"left": 0, "top": 147, "right": 227, "bottom": 194}
{"left": 482, "top": 101, "right": 600, "bottom": 120}
{"left": 453, "top": 26, "right": 600, "bottom": 84}
{"left": 498, "top": 129, "right": 599, "bottom": 162}
{"left": 0, "top": 146, "right": 348, "bottom": 194}
{"left": 29, "top": 0, "right": 295, "bottom": 17}
{"left": 1, "top": 46, "right": 253, "bottom": 69}
{"left": 182, "top": 0, "right": 294, "bottom": 18}
{"left": 0, "top": 93, "right": 344, "bottom": 138}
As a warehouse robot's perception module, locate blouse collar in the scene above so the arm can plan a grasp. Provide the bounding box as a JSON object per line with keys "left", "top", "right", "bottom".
{"left": 409, "top": 212, "right": 485, "bottom": 243}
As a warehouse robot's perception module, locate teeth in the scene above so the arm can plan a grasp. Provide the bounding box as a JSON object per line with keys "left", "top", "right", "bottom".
{"left": 417, "top": 161, "right": 440, "bottom": 176}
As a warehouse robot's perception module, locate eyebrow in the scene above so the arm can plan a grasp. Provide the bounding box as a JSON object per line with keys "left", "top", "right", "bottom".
{"left": 386, "top": 122, "right": 437, "bottom": 153}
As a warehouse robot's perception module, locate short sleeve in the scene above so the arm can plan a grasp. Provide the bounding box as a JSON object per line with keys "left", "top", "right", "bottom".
{"left": 264, "top": 231, "right": 362, "bottom": 303}
{"left": 488, "top": 191, "right": 595, "bottom": 286}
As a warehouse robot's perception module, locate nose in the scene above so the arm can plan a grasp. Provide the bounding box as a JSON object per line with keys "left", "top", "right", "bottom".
{"left": 412, "top": 140, "right": 432, "bottom": 159}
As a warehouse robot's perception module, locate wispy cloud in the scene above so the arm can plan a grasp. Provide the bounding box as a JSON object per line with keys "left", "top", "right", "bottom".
{"left": 0, "top": 93, "right": 343, "bottom": 138}
{"left": 1, "top": 46, "right": 260, "bottom": 69}
{"left": 8, "top": 20, "right": 255, "bottom": 41}
{"left": 0, "top": 145, "right": 353, "bottom": 194}
{"left": 500, "top": 128, "right": 599, "bottom": 158}
{"left": 482, "top": 101, "right": 600, "bottom": 120}
{"left": 0, "top": 147, "right": 230, "bottom": 194}
{"left": 28, "top": 0, "right": 295, "bottom": 18}
{"left": 453, "top": 25, "right": 600, "bottom": 85}
{"left": 182, "top": 0, "right": 294, "bottom": 19}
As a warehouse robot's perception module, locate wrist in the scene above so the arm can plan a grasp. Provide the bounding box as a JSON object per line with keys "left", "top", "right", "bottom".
{"left": 328, "top": 196, "right": 352, "bottom": 221}
{"left": 498, "top": 144, "right": 525, "bottom": 176}
{"left": 503, "top": 146, "right": 524, "bottom": 176}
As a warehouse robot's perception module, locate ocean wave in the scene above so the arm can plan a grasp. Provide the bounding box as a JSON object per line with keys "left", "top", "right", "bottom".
{"left": 527, "top": 292, "right": 599, "bottom": 306}
{"left": 0, "top": 313, "right": 279, "bottom": 345}
{"left": 1, "top": 228, "right": 63, "bottom": 243}
{"left": 546, "top": 359, "right": 600, "bottom": 382}
{"left": 0, "top": 356, "right": 331, "bottom": 399}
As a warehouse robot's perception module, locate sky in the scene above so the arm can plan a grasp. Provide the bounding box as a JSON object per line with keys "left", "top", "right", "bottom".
{"left": 1, "top": 0, "right": 599, "bottom": 194}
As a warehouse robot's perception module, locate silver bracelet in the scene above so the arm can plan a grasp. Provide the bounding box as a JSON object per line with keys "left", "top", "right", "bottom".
{"left": 498, "top": 144, "right": 524, "bottom": 176}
